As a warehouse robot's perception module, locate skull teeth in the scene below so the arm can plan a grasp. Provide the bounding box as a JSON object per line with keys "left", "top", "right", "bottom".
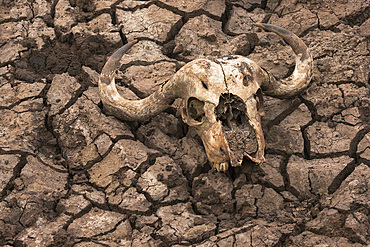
{"left": 214, "top": 162, "right": 229, "bottom": 172}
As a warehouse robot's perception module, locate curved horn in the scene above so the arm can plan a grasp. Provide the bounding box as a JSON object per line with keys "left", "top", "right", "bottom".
{"left": 99, "top": 41, "right": 177, "bottom": 122}
{"left": 254, "top": 23, "right": 313, "bottom": 98}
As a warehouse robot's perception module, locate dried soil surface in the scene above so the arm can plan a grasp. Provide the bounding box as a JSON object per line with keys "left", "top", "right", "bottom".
{"left": 1, "top": 0, "right": 369, "bottom": 246}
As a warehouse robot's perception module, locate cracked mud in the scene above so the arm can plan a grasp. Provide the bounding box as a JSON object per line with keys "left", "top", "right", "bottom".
{"left": 0, "top": 0, "right": 369, "bottom": 246}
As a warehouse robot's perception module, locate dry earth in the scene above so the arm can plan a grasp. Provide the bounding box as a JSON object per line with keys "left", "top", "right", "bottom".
{"left": 0, "top": 0, "right": 369, "bottom": 246}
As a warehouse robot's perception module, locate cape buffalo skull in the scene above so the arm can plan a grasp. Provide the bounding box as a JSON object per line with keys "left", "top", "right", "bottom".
{"left": 99, "top": 23, "right": 313, "bottom": 171}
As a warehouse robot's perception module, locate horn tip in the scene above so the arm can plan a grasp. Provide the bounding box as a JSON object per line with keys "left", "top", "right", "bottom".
{"left": 253, "top": 23, "right": 291, "bottom": 36}
{"left": 252, "top": 22, "right": 264, "bottom": 28}
{"left": 130, "top": 39, "right": 138, "bottom": 45}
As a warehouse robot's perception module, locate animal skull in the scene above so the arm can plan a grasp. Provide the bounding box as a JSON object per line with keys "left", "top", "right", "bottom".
{"left": 99, "top": 23, "right": 313, "bottom": 171}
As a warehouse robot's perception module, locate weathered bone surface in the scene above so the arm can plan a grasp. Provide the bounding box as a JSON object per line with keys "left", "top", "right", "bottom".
{"left": 99, "top": 23, "right": 313, "bottom": 171}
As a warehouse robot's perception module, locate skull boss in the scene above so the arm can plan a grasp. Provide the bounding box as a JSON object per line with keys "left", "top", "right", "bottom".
{"left": 99, "top": 23, "right": 313, "bottom": 172}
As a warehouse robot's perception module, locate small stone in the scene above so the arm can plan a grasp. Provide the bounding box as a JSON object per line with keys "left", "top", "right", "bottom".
{"left": 13, "top": 178, "right": 24, "bottom": 191}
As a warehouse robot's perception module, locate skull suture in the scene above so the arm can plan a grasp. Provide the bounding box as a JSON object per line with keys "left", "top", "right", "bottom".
{"left": 99, "top": 23, "right": 313, "bottom": 171}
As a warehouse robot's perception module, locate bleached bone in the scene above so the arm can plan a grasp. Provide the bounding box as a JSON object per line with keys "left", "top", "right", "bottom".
{"left": 99, "top": 23, "right": 313, "bottom": 171}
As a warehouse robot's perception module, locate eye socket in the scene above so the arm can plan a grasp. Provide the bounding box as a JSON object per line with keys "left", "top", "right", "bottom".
{"left": 186, "top": 97, "right": 205, "bottom": 124}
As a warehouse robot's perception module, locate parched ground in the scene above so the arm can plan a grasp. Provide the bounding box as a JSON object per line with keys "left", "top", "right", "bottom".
{"left": 0, "top": 0, "right": 369, "bottom": 246}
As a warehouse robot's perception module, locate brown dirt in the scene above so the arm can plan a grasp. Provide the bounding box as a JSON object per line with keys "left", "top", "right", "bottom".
{"left": 0, "top": 0, "right": 369, "bottom": 246}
